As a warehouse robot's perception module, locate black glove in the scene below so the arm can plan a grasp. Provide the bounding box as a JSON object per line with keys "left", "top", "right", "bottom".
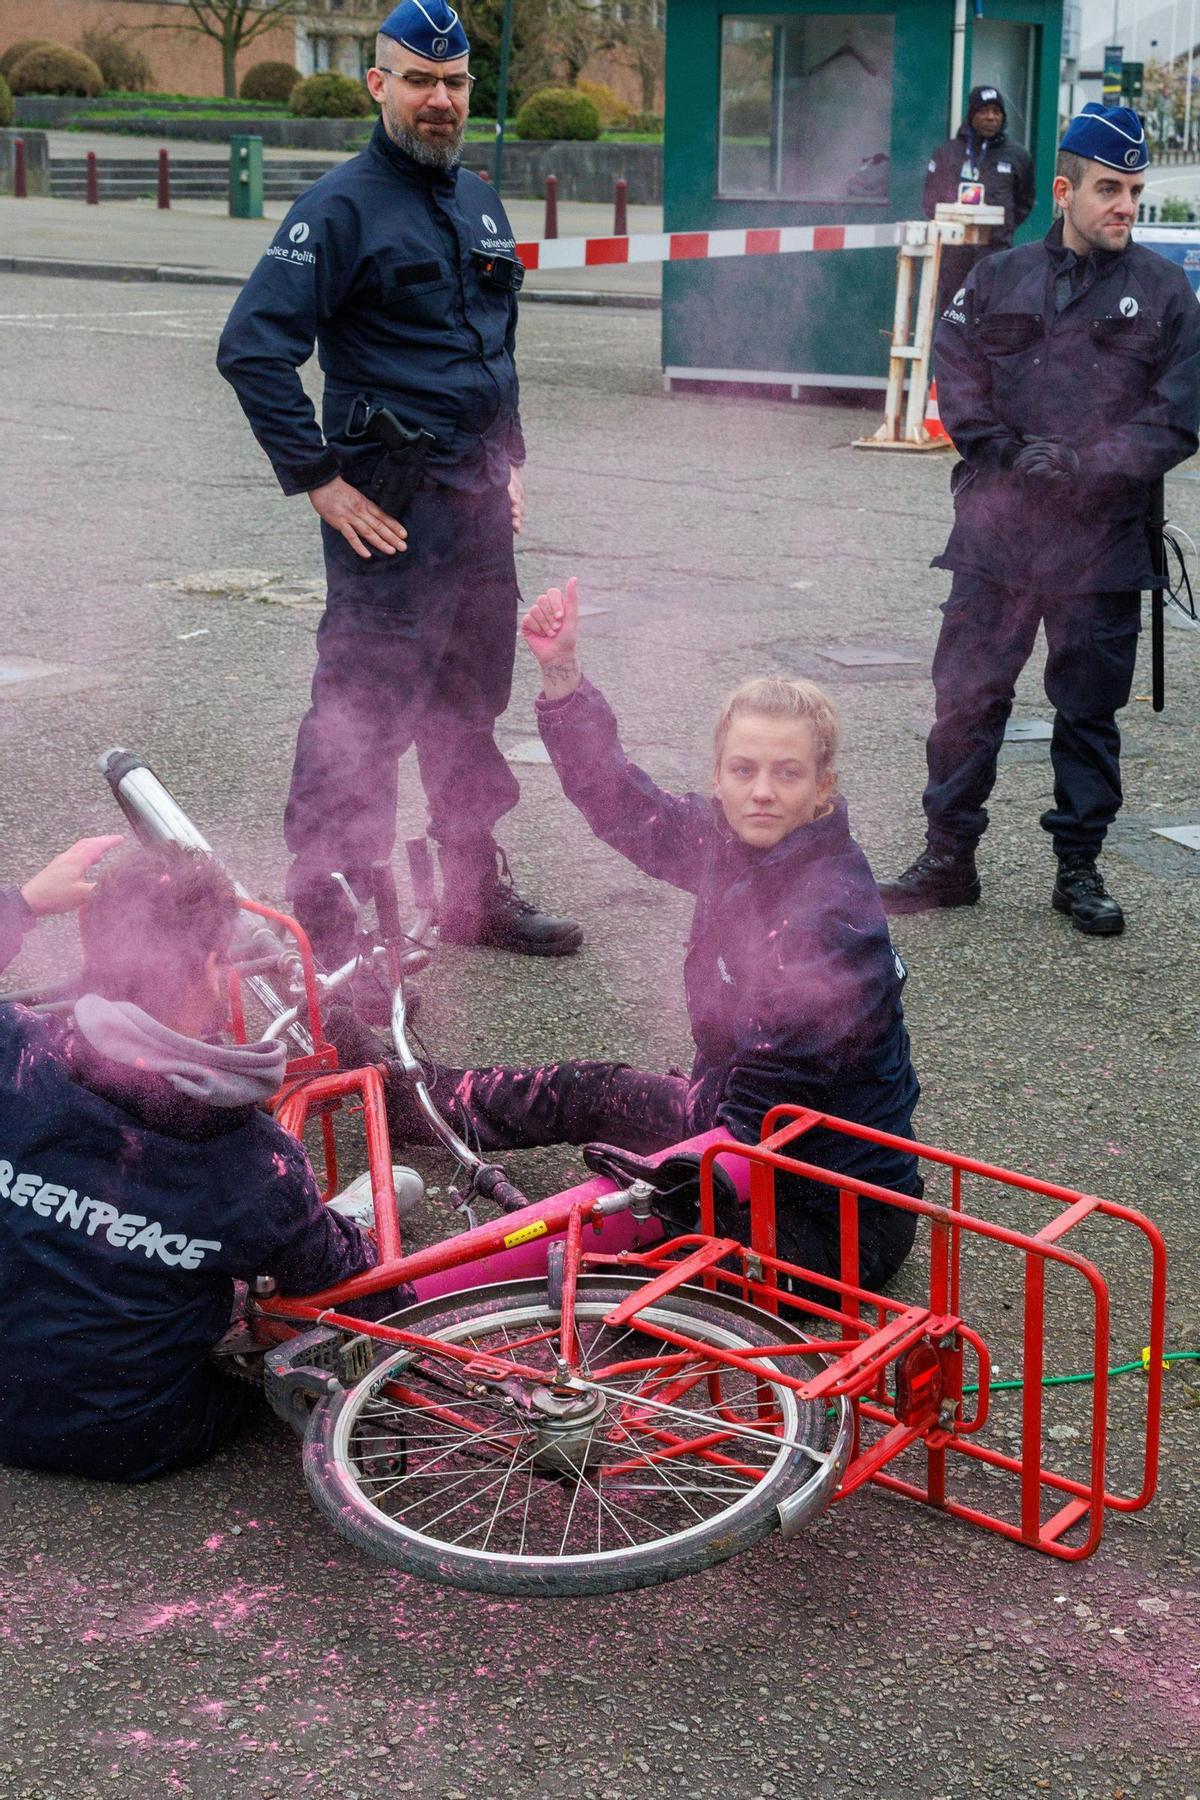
{"left": 1011, "top": 438, "right": 1081, "bottom": 495}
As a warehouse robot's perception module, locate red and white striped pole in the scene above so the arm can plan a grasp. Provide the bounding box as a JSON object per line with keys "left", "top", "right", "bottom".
{"left": 86, "top": 150, "right": 99, "bottom": 206}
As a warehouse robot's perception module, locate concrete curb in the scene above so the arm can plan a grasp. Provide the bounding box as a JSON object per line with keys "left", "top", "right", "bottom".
{"left": 0, "top": 252, "right": 661, "bottom": 307}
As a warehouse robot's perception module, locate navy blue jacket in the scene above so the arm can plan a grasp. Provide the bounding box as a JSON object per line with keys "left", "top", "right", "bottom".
{"left": 537, "top": 681, "right": 920, "bottom": 1200}
{"left": 217, "top": 121, "right": 524, "bottom": 497}
{"left": 933, "top": 221, "right": 1200, "bottom": 592}
{"left": 923, "top": 123, "right": 1035, "bottom": 247}
{"left": 0, "top": 936, "right": 379, "bottom": 1481}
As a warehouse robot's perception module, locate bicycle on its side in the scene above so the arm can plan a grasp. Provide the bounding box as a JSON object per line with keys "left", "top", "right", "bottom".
{"left": 68, "top": 748, "right": 1168, "bottom": 1598}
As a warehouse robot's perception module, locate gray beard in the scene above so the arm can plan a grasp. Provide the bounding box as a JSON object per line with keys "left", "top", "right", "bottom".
{"left": 391, "top": 122, "right": 463, "bottom": 172}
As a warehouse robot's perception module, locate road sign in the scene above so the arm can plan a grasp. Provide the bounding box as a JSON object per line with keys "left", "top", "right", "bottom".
{"left": 1103, "top": 43, "right": 1124, "bottom": 102}
{"left": 1122, "top": 61, "right": 1144, "bottom": 102}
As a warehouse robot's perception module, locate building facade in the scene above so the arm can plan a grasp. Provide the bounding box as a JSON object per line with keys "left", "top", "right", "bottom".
{"left": 662, "top": 0, "right": 1064, "bottom": 391}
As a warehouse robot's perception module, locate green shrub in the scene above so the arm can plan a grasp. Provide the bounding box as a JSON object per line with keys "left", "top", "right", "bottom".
{"left": 1159, "top": 194, "right": 1193, "bottom": 223}
{"left": 624, "top": 110, "right": 663, "bottom": 134}
{"left": 241, "top": 59, "right": 302, "bottom": 104}
{"left": 0, "top": 38, "right": 57, "bottom": 80}
{"left": 9, "top": 44, "right": 104, "bottom": 97}
{"left": 575, "top": 78, "right": 632, "bottom": 129}
{"left": 289, "top": 72, "right": 371, "bottom": 118}
{"left": 0, "top": 73, "right": 11, "bottom": 128}
{"left": 79, "top": 29, "right": 153, "bottom": 92}
{"left": 514, "top": 86, "right": 600, "bottom": 142}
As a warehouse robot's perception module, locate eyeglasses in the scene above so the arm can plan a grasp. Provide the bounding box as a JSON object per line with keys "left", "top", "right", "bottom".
{"left": 376, "top": 68, "right": 475, "bottom": 94}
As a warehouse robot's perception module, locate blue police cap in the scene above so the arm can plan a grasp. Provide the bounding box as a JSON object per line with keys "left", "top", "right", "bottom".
{"left": 379, "top": 0, "right": 469, "bottom": 61}
{"left": 1059, "top": 103, "right": 1149, "bottom": 172}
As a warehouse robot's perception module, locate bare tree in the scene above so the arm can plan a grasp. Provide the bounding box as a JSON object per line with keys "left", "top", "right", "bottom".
{"left": 596, "top": 0, "right": 663, "bottom": 114}
{"left": 149, "top": 0, "right": 307, "bottom": 100}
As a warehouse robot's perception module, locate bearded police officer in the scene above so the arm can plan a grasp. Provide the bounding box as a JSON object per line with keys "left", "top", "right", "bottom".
{"left": 881, "top": 104, "right": 1200, "bottom": 936}
{"left": 923, "top": 84, "right": 1035, "bottom": 312}
{"left": 217, "top": 0, "right": 582, "bottom": 969}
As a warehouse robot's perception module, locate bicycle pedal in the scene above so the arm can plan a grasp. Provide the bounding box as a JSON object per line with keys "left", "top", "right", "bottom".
{"left": 264, "top": 1327, "right": 375, "bottom": 1434}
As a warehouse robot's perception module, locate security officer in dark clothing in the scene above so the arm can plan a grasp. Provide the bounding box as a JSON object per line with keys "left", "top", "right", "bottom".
{"left": 924, "top": 84, "right": 1035, "bottom": 313}
{"left": 217, "top": 0, "right": 582, "bottom": 969}
{"left": 881, "top": 104, "right": 1200, "bottom": 936}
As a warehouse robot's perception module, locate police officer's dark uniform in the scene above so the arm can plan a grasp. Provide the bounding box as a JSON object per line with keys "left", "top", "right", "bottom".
{"left": 881, "top": 105, "right": 1200, "bottom": 936}
{"left": 923, "top": 84, "right": 1035, "bottom": 313}
{"left": 217, "top": 0, "right": 581, "bottom": 967}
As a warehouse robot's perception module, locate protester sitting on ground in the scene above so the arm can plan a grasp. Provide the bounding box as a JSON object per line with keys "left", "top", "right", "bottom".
{"left": 385, "top": 579, "right": 923, "bottom": 1292}
{"left": 0, "top": 839, "right": 402, "bottom": 1484}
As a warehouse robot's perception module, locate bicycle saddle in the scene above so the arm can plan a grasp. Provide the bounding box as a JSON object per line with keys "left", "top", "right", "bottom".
{"left": 581, "top": 1142, "right": 742, "bottom": 1234}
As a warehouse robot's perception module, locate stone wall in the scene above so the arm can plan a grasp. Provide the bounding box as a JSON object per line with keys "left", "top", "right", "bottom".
{"left": 0, "top": 128, "right": 50, "bottom": 195}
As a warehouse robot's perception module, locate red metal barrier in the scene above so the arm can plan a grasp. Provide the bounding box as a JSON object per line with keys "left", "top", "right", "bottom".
{"left": 231, "top": 895, "right": 1167, "bottom": 1567}
{"left": 544, "top": 173, "right": 558, "bottom": 239}
{"left": 86, "top": 151, "right": 99, "bottom": 206}
{"left": 614, "top": 176, "right": 628, "bottom": 236}
{"left": 157, "top": 148, "right": 170, "bottom": 210}
{"left": 13, "top": 138, "right": 26, "bottom": 200}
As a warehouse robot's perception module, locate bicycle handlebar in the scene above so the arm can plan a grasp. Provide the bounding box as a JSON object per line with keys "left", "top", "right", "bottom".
{"left": 471, "top": 1165, "right": 531, "bottom": 1215}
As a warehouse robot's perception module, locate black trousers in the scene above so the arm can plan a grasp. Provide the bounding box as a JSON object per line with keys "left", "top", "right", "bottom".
{"left": 284, "top": 483, "right": 521, "bottom": 899}
{"left": 922, "top": 573, "right": 1141, "bottom": 859}
{"left": 431, "top": 1059, "right": 916, "bottom": 1294}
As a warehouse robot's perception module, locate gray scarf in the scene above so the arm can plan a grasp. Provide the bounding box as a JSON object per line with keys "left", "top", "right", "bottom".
{"left": 73, "top": 994, "right": 286, "bottom": 1108}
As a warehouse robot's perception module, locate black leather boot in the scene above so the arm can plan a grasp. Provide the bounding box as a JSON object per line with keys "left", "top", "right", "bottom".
{"left": 1052, "top": 855, "right": 1124, "bottom": 936}
{"left": 876, "top": 846, "right": 981, "bottom": 915}
{"left": 289, "top": 876, "right": 419, "bottom": 1026}
{"left": 438, "top": 843, "right": 583, "bottom": 957}
{"left": 289, "top": 874, "right": 358, "bottom": 970}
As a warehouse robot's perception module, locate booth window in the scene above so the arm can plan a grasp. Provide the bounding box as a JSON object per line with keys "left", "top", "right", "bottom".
{"left": 719, "top": 14, "right": 894, "bottom": 201}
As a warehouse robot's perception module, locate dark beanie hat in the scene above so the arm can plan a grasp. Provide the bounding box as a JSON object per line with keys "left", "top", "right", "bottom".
{"left": 967, "top": 84, "right": 1006, "bottom": 124}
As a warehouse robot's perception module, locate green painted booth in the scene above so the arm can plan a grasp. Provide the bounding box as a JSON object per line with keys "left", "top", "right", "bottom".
{"left": 662, "top": 0, "right": 1064, "bottom": 393}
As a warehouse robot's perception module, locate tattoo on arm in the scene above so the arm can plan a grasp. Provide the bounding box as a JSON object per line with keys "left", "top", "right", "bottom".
{"left": 542, "top": 655, "right": 582, "bottom": 697}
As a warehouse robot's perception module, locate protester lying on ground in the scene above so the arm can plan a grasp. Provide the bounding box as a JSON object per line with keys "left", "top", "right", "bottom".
{"left": 383, "top": 578, "right": 923, "bottom": 1293}
{"left": 0, "top": 841, "right": 407, "bottom": 1484}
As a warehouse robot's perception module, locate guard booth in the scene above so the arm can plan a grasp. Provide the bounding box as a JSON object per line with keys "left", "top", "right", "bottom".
{"left": 662, "top": 0, "right": 1064, "bottom": 395}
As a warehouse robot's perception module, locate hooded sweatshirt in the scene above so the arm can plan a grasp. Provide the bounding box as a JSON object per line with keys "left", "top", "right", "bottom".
{"left": 923, "top": 85, "right": 1035, "bottom": 245}
{"left": 0, "top": 932, "right": 381, "bottom": 1481}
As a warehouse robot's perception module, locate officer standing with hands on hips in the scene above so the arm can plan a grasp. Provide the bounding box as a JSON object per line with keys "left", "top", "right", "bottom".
{"left": 880, "top": 104, "right": 1200, "bottom": 937}
{"left": 217, "top": 0, "right": 582, "bottom": 971}
{"left": 923, "top": 84, "right": 1035, "bottom": 313}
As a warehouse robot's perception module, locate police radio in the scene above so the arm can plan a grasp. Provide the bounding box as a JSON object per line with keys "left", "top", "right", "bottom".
{"left": 471, "top": 248, "right": 525, "bottom": 292}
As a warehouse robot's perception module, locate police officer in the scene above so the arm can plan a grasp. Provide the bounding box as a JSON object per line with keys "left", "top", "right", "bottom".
{"left": 880, "top": 104, "right": 1200, "bottom": 936}
{"left": 217, "top": 0, "right": 582, "bottom": 970}
{"left": 923, "top": 84, "right": 1035, "bottom": 313}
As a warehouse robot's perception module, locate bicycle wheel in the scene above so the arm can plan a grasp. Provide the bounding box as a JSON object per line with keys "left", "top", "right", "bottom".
{"left": 302, "top": 1275, "right": 849, "bottom": 1597}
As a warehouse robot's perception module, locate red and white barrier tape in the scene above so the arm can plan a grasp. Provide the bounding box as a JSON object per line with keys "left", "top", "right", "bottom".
{"left": 515, "top": 221, "right": 902, "bottom": 273}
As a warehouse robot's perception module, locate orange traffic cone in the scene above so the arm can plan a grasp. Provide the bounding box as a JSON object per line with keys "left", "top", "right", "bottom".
{"left": 923, "top": 378, "right": 952, "bottom": 446}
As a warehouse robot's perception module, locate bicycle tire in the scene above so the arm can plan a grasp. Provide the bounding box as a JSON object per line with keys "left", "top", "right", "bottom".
{"left": 302, "top": 1274, "right": 849, "bottom": 1597}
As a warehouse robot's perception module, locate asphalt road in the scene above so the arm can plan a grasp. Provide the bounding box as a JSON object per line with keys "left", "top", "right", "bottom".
{"left": 1, "top": 276, "right": 1198, "bottom": 1800}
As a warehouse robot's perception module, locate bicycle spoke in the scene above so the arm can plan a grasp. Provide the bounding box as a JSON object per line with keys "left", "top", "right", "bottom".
{"left": 314, "top": 1286, "right": 828, "bottom": 1585}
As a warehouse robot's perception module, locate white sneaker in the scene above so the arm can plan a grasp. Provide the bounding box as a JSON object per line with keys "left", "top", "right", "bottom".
{"left": 328, "top": 1165, "right": 426, "bottom": 1231}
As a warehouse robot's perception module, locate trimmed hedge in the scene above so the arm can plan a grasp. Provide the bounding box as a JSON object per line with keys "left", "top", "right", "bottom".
{"left": 514, "top": 87, "right": 600, "bottom": 142}
{"left": 576, "top": 79, "right": 632, "bottom": 129}
{"left": 78, "top": 29, "right": 154, "bottom": 92}
{"left": 289, "top": 72, "right": 371, "bottom": 119}
{"left": 241, "top": 60, "right": 302, "bottom": 104}
{"left": 0, "top": 38, "right": 57, "bottom": 80}
{"left": 0, "top": 73, "right": 10, "bottom": 128}
{"left": 9, "top": 45, "right": 104, "bottom": 97}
